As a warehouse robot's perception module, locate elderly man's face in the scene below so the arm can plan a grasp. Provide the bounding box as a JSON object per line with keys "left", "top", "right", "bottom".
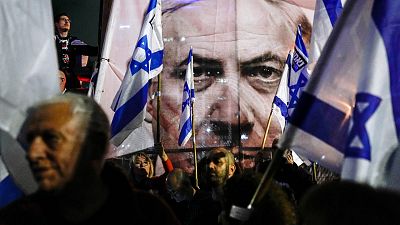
{"left": 149, "top": 0, "right": 305, "bottom": 171}
{"left": 21, "top": 102, "right": 85, "bottom": 192}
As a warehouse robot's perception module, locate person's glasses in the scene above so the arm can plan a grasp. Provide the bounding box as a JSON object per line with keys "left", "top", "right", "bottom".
{"left": 60, "top": 18, "right": 71, "bottom": 23}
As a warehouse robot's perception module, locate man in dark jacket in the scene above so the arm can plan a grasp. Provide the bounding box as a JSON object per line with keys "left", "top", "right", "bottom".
{"left": 54, "top": 13, "right": 98, "bottom": 90}
{"left": 0, "top": 94, "right": 180, "bottom": 225}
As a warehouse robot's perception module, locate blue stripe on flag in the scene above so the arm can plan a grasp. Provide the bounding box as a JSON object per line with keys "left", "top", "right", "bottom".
{"left": 0, "top": 176, "right": 23, "bottom": 208}
{"left": 289, "top": 92, "right": 349, "bottom": 153}
{"left": 150, "top": 50, "right": 164, "bottom": 70}
{"left": 322, "top": 0, "right": 343, "bottom": 25}
{"left": 147, "top": 0, "right": 157, "bottom": 13}
{"left": 111, "top": 83, "right": 149, "bottom": 136}
{"left": 372, "top": 0, "right": 400, "bottom": 140}
{"left": 178, "top": 118, "right": 192, "bottom": 145}
{"left": 295, "top": 26, "right": 308, "bottom": 58}
{"left": 273, "top": 96, "right": 288, "bottom": 118}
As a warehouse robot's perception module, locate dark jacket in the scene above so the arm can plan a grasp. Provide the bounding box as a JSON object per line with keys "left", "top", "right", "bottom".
{"left": 0, "top": 162, "right": 180, "bottom": 225}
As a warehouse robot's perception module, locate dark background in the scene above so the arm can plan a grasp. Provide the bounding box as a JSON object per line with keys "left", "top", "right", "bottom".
{"left": 52, "top": 0, "right": 101, "bottom": 46}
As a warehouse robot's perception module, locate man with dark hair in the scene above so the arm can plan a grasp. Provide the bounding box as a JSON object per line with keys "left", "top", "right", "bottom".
{"left": 54, "top": 13, "right": 98, "bottom": 90}
{"left": 0, "top": 94, "right": 180, "bottom": 225}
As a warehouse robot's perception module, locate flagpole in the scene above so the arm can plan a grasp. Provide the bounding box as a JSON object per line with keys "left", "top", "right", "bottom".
{"left": 261, "top": 109, "right": 274, "bottom": 150}
{"left": 190, "top": 47, "right": 199, "bottom": 189}
{"left": 156, "top": 74, "right": 161, "bottom": 144}
{"left": 191, "top": 102, "right": 199, "bottom": 189}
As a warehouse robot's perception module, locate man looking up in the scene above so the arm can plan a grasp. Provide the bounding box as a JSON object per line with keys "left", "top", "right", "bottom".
{"left": 54, "top": 13, "right": 98, "bottom": 90}
{"left": 0, "top": 94, "right": 179, "bottom": 225}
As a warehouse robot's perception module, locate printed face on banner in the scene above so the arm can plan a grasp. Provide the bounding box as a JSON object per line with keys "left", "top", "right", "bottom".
{"left": 148, "top": 0, "right": 311, "bottom": 170}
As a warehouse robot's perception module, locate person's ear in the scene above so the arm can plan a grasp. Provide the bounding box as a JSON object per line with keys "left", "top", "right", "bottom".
{"left": 228, "top": 163, "right": 236, "bottom": 178}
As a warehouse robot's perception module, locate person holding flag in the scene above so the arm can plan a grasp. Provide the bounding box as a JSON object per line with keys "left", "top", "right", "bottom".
{"left": 110, "top": 0, "right": 163, "bottom": 146}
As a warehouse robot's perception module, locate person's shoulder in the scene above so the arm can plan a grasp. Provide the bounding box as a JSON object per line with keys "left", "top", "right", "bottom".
{"left": 0, "top": 193, "right": 47, "bottom": 224}
{"left": 133, "top": 190, "right": 181, "bottom": 225}
{"left": 193, "top": 189, "right": 213, "bottom": 201}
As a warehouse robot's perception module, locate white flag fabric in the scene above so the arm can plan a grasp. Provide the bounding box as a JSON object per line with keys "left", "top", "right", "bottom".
{"left": 94, "top": 1, "right": 155, "bottom": 157}
{"left": 272, "top": 52, "right": 291, "bottom": 132}
{"left": 287, "top": 25, "right": 310, "bottom": 118}
{"left": 279, "top": 0, "right": 400, "bottom": 187}
{"left": 0, "top": 0, "right": 58, "bottom": 207}
{"left": 309, "top": 0, "right": 344, "bottom": 66}
{"left": 110, "top": 0, "right": 163, "bottom": 146}
{"left": 178, "top": 48, "right": 195, "bottom": 146}
{"left": 0, "top": 0, "right": 59, "bottom": 138}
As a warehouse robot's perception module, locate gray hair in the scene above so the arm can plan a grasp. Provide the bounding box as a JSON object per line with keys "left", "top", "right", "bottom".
{"left": 27, "top": 93, "right": 110, "bottom": 160}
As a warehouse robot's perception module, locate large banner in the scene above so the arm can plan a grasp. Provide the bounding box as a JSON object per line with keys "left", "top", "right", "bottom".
{"left": 96, "top": 0, "right": 315, "bottom": 171}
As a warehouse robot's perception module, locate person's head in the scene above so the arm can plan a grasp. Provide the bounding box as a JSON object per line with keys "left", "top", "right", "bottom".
{"left": 148, "top": 0, "right": 311, "bottom": 171}
{"left": 299, "top": 181, "right": 400, "bottom": 225}
{"left": 222, "top": 172, "right": 296, "bottom": 225}
{"left": 58, "top": 70, "right": 67, "bottom": 93}
{"left": 131, "top": 152, "right": 154, "bottom": 180}
{"left": 55, "top": 12, "right": 71, "bottom": 35}
{"left": 254, "top": 149, "right": 273, "bottom": 173}
{"left": 18, "top": 94, "right": 110, "bottom": 193}
{"left": 166, "top": 168, "right": 195, "bottom": 202}
{"left": 206, "top": 148, "right": 236, "bottom": 187}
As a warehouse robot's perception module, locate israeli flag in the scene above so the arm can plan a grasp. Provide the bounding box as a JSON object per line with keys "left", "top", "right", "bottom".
{"left": 0, "top": 159, "right": 23, "bottom": 208}
{"left": 310, "top": 0, "right": 344, "bottom": 65}
{"left": 287, "top": 25, "right": 309, "bottom": 118}
{"left": 279, "top": 0, "right": 400, "bottom": 187}
{"left": 178, "top": 48, "right": 195, "bottom": 146}
{"left": 272, "top": 52, "right": 291, "bottom": 132}
{"left": 110, "top": 0, "right": 163, "bottom": 146}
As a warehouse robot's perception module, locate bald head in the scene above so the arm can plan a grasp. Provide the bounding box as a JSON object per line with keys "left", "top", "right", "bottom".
{"left": 166, "top": 168, "right": 194, "bottom": 202}
{"left": 206, "top": 148, "right": 236, "bottom": 187}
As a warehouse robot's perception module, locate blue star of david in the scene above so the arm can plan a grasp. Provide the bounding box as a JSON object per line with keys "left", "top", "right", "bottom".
{"left": 130, "top": 35, "right": 152, "bottom": 75}
{"left": 181, "top": 82, "right": 191, "bottom": 112}
{"left": 344, "top": 93, "right": 381, "bottom": 160}
{"left": 288, "top": 72, "right": 308, "bottom": 110}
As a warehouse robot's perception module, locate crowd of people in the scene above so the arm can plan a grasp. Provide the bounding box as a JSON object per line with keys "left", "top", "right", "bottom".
{"left": 0, "top": 94, "right": 399, "bottom": 225}
{"left": 1, "top": 0, "right": 400, "bottom": 224}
